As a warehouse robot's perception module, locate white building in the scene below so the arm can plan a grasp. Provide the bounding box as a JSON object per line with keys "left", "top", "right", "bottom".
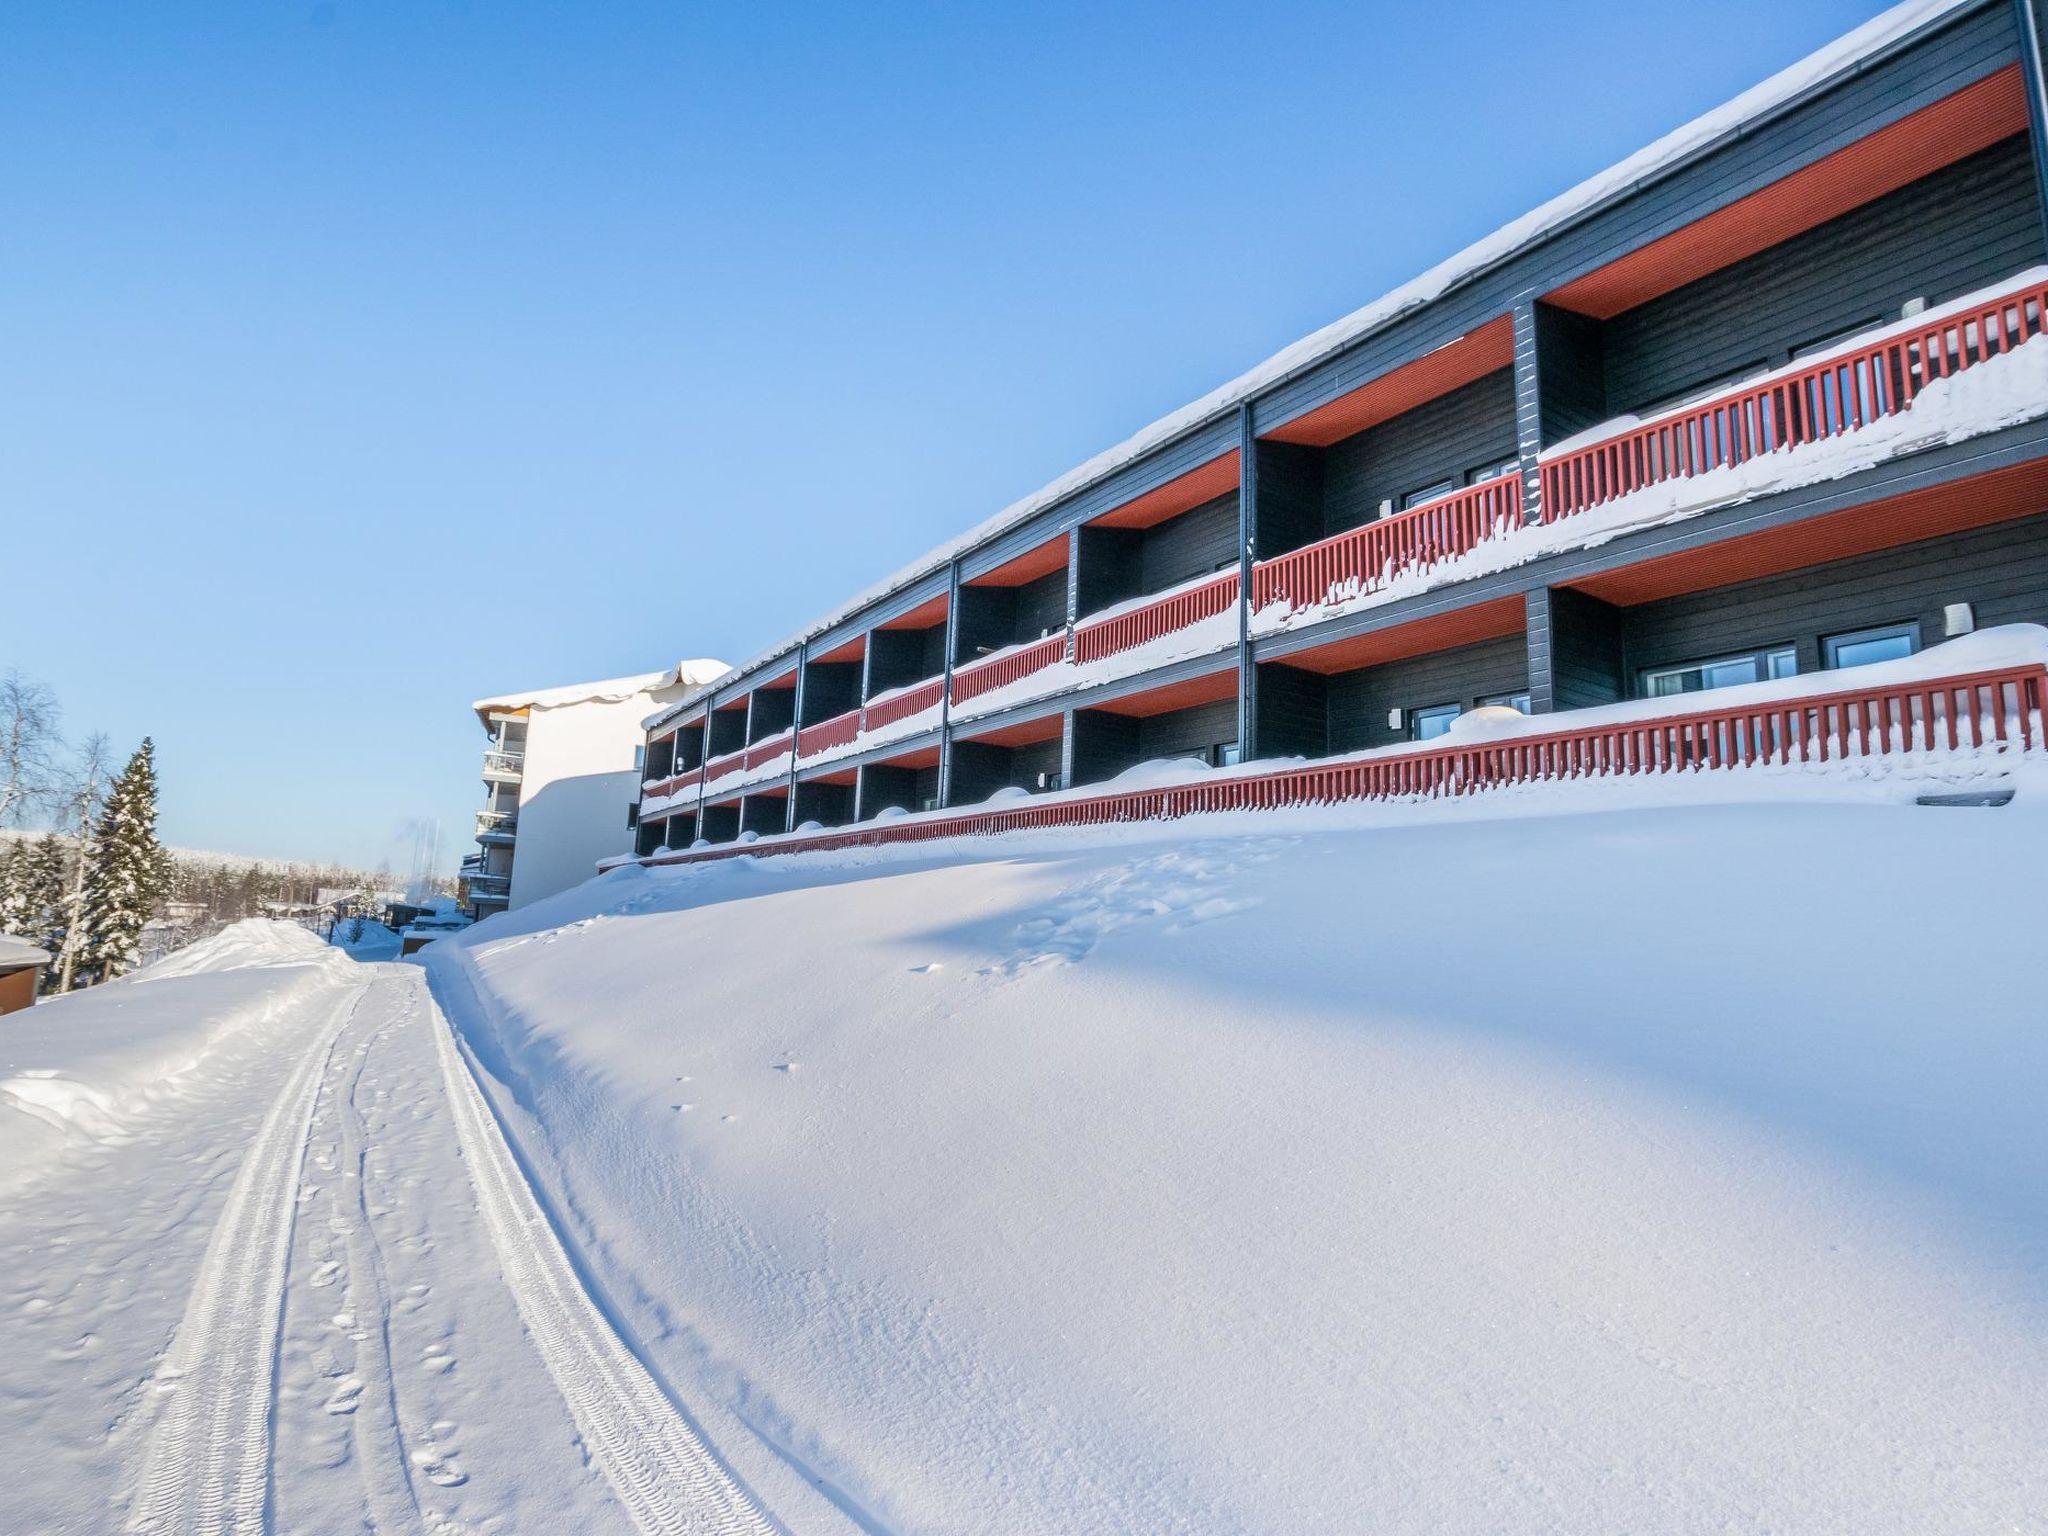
{"left": 464, "top": 663, "right": 727, "bottom": 917}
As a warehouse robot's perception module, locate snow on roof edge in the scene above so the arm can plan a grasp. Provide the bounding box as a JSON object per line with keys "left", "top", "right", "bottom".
{"left": 648, "top": 0, "right": 1977, "bottom": 733}
{"left": 477, "top": 659, "right": 730, "bottom": 720}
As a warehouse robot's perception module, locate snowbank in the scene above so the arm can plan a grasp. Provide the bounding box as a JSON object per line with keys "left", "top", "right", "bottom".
{"left": 432, "top": 778, "right": 2048, "bottom": 1532}
{"left": 0, "top": 921, "right": 358, "bottom": 1190}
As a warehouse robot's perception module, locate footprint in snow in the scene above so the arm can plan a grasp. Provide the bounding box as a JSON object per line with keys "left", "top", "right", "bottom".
{"left": 421, "top": 1343, "right": 455, "bottom": 1375}
{"left": 411, "top": 1444, "right": 468, "bottom": 1487}
{"left": 323, "top": 1375, "right": 364, "bottom": 1416}
{"left": 908, "top": 962, "right": 942, "bottom": 974}
{"left": 772, "top": 1060, "right": 797, "bottom": 1073}
{"left": 308, "top": 1260, "right": 343, "bottom": 1290}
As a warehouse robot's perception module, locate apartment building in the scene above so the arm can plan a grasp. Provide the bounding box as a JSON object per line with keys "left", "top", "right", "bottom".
{"left": 464, "top": 663, "right": 726, "bottom": 915}
{"left": 630, "top": 0, "right": 2048, "bottom": 861}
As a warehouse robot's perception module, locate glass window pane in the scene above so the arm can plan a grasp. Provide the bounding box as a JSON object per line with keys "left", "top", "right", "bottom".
{"left": 1826, "top": 628, "right": 1916, "bottom": 670}
{"left": 1413, "top": 704, "right": 1460, "bottom": 741}
{"left": 1767, "top": 648, "right": 1798, "bottom": 680}
{"left": 1480, "top": 691, "right": 1531, "bottom": 714}
{"left": 1402, "top": 479, "right": 1458, "bottom": 511}
{"left": 1702, "top": 658, "right": 1761, "bottom": 690}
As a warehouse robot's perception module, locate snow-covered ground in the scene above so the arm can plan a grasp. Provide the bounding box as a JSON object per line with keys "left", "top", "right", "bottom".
{"left": 4, "top": 777, "right": 2046, "bottom": 1532}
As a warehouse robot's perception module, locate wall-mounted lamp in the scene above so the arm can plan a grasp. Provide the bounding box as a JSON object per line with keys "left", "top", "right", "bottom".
{"left": 1944, "top": 602, "right": 1975, "bottom": 637}
{"left": 1387, "top": 707, "right": 1404, "bottom": 732}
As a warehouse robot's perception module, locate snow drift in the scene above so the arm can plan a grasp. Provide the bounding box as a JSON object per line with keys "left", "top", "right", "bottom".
{"left": 430, "top": 781, "right": 2048, "bottom": 1533}
{"left": 0, "top": 920, "right": 354, "bottom": 1189}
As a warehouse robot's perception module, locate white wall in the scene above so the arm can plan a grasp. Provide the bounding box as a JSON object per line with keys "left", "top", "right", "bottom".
{"left": 506, "top": 687, "right": 680, "bottom": 909}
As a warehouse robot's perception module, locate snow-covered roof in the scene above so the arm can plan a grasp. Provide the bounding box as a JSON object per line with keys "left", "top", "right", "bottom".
{"left": 0, "top": 933, "right": 53, "bottom": 968}
{"left": 475, "top": 659, "right": 730, "bottom": 722}
{"left": 649, "top": 0, "right": 1974, "bottom": 732}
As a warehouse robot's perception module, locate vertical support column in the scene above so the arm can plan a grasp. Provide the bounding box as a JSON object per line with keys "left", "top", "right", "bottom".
{"left": 1059, "top": 708, "right": 1076, "bottom": 791}
{"left": 1065, "top": 526, "right": 1082, "bottom": 627}
{"left": 1511, "top": 294, "right": 1545, "bottom": 527}
{"left": 1234, "top": 402, "right": 1260, "bottom": 761}
{"left": 936, "top": 559, "right": 962, "bottom": 808}
{"left": 2017, "top": 0, "right": 2048, "bottom": 249}
{"left": 1524, "top": 587, "right": 1558, "bottom": 715}
{"left": 785, "top": 640, "right": 807, "bottom": 833}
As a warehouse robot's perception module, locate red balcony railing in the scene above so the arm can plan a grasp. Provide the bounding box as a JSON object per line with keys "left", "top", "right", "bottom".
{"left": 744, "top": 729, "right": 793, "bottom": 772}
{"left": 863, "top": 676, "right": 945, "bottom": 732}
{"left": 1074, "top": 571, "right": 1240, "bottom": 666}
{"left": 796, "top": 708, "right": 862, "bottom": 760}
{"left": 632, "top": 660, "right": 2046, "bottom": 869}
{"left": 702, "top": 748, "right": 746, "bottom": 782}
{"left": 1252, "top": 477, "right": 1523, "bottom": 614}
{"left": 952, "top": 632, "right": 1071, "bottom": 705}
{"left": 1542, "top": 272, "right": 2048, "bottom": 522}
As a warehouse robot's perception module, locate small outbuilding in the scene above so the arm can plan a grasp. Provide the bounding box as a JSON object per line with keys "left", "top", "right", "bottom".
{"left": 0, "top": 934, "right": 54, "bottom": 1014}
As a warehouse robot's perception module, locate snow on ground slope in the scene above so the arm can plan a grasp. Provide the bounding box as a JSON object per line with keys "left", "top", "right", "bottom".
{"left": 430, "top": 781, "right": 2048, "bottom": 1534}
{"left": 0, "top": 923, "right": 777, "bottom": 1534}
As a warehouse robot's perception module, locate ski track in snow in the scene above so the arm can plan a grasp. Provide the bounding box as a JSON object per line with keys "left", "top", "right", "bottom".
{"left": 126, "top": 980, "right": 363, "bottom": 1535}
{"left": 424, "top": 970, "right": 781, "bottom": 1536}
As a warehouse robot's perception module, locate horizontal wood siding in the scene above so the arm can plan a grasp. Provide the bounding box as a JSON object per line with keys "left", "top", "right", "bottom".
{"left": 857, "top": 763, "right": 940, "bottom": 820}
{"left": 1534, "top": 304, "right": 1609, "bottom": 447}
{"left": 1603, "top": 135, "right": 2043, "bottom": 415}
{"left": 1326, "top": 634, "right": 1529, "bottom": 752}
{"left": 1070, "top": 710, "right": 1142, "bottom": 787}
{"left": 1255, "top": 662, "right": 1330, "bottom": 759}
{"left": 1617, "top": 510, "right": 2048, "bottom": 685}
{"left": 1137, "top": 697, "right": 1241, "bottom": 759}
{"left": 794, "top": 780, "right": 855, "bottom": 828}
{"left": 800, "top": 661, "right": 862, "bottom": 723}
{"left": 1140, "top": 493, "right": 1241, "bottom": 593}
{"left": 1255, "top": 440, "right": 1326, "bottom": 558}
{"left": 1321, "top": 370, "right": 1519, "bottom": 537}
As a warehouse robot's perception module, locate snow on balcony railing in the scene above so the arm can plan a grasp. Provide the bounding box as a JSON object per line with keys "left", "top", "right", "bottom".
{"left": 701, "top": 748, "right": 747, "bottom": 783}
{"left": 744, "top": 730, "right": 794, "bottom": 772}
{"left": 952, "top": 632, "right": 1071, "bottom": 705}
{"left": 863, "top": 676, "right": 945, "bottom": 732}
{"left": 1252, "top": 477, "right": 1523, "bottom": 615}
{"left": 1542, "top": 270, "right": 2048, "bottom": 522}
{"left": 475, "top": 809, "right": 517, "bottom": 837}
{"left": 617, "top": 631, "right": 2048, "bottom": 871}
{"left": 481, "top": 749, "right": 525, "bottom": 777}
{"left": 796, "top": 708, "right": 863, "bottom": 760}
{"left": 1074, "top": 570, "right": 1240, "bottom": 666}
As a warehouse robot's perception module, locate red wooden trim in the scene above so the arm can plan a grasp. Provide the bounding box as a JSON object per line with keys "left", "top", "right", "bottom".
{"left": 1074, "top": 571, "right": 1240, "bottom": 665}
{"left": 862, "top": 676, "right": 945, "bottom": 732}
{"left": 796, "top": 708, "right": 863, "bottom": 760}
{"left": 633, "top": 662, "right": 2047, "bottom": 870}
{"left": 1541, "top": 273, "right": 2048, "bottom": 522}
{"left": 1252, "top": 476, "right": 1523, "bottom": 614}
{"left": 951, "top": 632, "right": 1071, "bottom": 704}
{"left": 701, "top": 748, "right": 747, "bottom": 782}
{"left": 743, "top": 730, "right": 793, "bottom": 771}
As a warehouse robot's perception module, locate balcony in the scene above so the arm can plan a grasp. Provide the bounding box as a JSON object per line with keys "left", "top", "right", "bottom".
{"left": 952, "top": 632, "right": 1070, "bottom": 706}
{"left": 744, "top": 729, "right": 793, "bottom": 772}
{"left": 863, "top": 675, "right": 945, "bottom": 733}
{"left": 797, "top": 708, "right": 862, "bottom": 760}
{"left": 1073, "top": 570, "right": 1239, "bottom": 666}
{"left": 1541, "top": 271, "right": 2048, "bottom": 523}
{"left": 481, "top": 749, "right": 525, "bottom": 781}
{"left": 702, "top": 747, "right": 747, "bottom": 784}
{"left": 476, "top": 809, "right": 517, "bottom": 841}
{"left": 1252, "top": 477, "right": 1524, "bottom": 618}
{"left": 465, "top": 872, "right": 511, "bottom": 898}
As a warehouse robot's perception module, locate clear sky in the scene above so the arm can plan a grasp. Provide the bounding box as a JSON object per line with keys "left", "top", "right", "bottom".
{"left": 0, "top": 0, "right": 1890, "bottom": 870}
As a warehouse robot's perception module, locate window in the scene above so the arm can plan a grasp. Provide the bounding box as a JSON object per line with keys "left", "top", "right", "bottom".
{"left": 1411, "top": 703, "right": 1461, "bottom": 741}
{"left": 1400, "top": 479, "right": 1457, "bottom": 512}
{"left": 1468, "top": 458, "right": 1521, "bottom": 485}
{"left": 1824, "top": 623, "right": 1917, "bottom": 671}
{"left": 1640, "top": 646, "right": 1796, "bottom": 698}
{"left": 633, "top": 744, "right": 645, "bottom": 771}
{"left": 1641, "top": 359, "right": 1770, "bottom": 417}
{"left": 1479, "top": 690, "right": 1531, "bottom": 714}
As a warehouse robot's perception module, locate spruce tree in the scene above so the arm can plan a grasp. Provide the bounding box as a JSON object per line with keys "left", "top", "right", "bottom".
{"left": 0, "top": 839, "right": 27, "bottom": 933}
{"left": 78, "top": 738, "right": 173, "bottom": 981}
{"left": 12, "top": 834, "right": 72, "bottom": 953}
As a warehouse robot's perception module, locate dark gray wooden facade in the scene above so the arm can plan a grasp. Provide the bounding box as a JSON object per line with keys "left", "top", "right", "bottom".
{"left": 625, "top": 0, "right": 2048, "bottom": 848}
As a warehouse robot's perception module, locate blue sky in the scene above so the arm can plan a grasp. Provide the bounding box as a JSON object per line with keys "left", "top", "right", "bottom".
{"left": 0, "top": 0, "right": 1888, "bottom": 869}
